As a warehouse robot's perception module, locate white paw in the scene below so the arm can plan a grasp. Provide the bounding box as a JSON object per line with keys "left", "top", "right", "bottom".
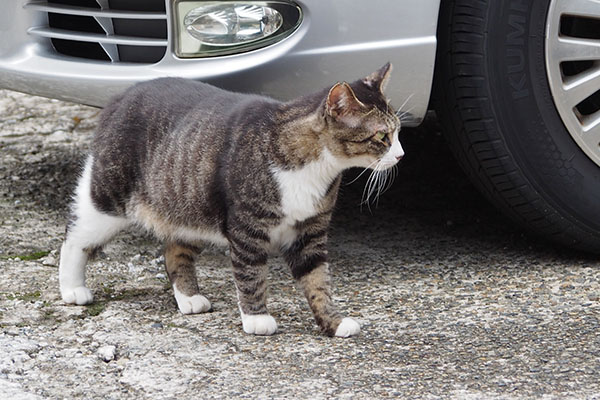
{"left": 61, "top": 286, "right": 94, "bottom": 305}
{"left": 176, "top": 294, "right": 211, "bottom": 314}
{"left": 241, "top": 314, "right": 278, "bottom": 336}
{"left": 173, "top": 286, "right": 211, "bottom": 314}
{"left": 335, "top": 317, "right": 361, "bottom": 338}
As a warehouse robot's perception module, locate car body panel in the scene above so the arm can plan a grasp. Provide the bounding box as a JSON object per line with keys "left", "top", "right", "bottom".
{"left": 0, "top": 0, "right": 440, "bottom": 126}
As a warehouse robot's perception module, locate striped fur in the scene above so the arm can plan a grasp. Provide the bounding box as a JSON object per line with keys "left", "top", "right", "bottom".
{"left": 59, "top": 63, "right": 402, "bottom": 337}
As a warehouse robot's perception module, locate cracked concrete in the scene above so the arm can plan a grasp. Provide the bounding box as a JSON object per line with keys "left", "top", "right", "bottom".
{"left": 1, "top": 89, "right": 599, "bottom": 399}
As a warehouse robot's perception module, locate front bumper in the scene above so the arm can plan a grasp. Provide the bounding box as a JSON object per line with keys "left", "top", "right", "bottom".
{"left": 0, "top": 0, "right": 439, "bottom": 126}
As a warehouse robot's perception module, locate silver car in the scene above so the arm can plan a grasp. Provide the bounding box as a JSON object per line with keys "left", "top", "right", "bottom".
{"left": 1, "top": 0, "right": 599, "bottom": 252}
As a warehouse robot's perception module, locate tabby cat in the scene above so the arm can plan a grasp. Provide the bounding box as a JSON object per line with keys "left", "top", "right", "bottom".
{"left": 59, "top": 63, "right": 404, "bottom": 337}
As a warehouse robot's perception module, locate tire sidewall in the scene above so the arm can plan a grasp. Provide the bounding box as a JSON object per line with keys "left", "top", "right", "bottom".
{"left": 486, "top": 0, "right": 600, "bottom": 232}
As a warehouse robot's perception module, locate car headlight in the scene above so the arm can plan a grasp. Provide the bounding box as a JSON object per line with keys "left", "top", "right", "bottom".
{"left": 173, "top": 1, "right": 302, "bottom": 58}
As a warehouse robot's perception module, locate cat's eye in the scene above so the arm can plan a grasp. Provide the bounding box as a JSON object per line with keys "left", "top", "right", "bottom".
{"left": 374, "top": 131, "right": 387, "bottom": 141}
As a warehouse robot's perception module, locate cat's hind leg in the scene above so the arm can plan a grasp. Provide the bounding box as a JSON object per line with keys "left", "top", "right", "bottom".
{"left": 59, "top": 158, "right": 129, "bottom": 305}
{"left": 164, "top": 242, "right": 211, "bottom": 314}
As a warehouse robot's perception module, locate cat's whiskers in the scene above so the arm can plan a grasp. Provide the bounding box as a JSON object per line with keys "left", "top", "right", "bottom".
{"left": 359, "top": 158, "right": 399, "bottom": 210}
{"left": 360, "top": 164, "right": 378, "bottom": 211}
{"left": 373, "top": 169, "right": 384, "bottom": 208}
{"left": 397, "top": 106, "right": 417, "bottom": 122}
{"left": 382, "top": 164, "right": 397, "bottom": 194}
{"left": 397, "top": 93, "right": 414, "bottom": 113}
{"left": 375, "top": 165, "right": 391, "bottom": 207}
{"left": 345, "top": 159, "right": 380, "bottom": 186}
{"left": 360, "top": 159, "right": 385, "bottom": 210}
{"left": 395, "top": 94, "right": 414, "bottom": 119}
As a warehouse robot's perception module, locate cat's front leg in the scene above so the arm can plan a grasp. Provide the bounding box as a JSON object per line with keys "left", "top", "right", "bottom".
{"left": 229, "top": 236, "right": 277, "bottom": 336}
{"left": 284, "top": 231, "right": 360, "bottom": 337}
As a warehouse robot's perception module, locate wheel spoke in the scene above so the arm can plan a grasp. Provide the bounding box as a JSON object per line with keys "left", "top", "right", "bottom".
{"left": 582, "top": 112, "right": 600, "bottom": 149}
{"left": 563, "top": 66, "right": 600, "bottom": 107}
{"left": 557, "top": 0, "right": 600, "bottom": 19}
{"left": 556, "top": 37, "right": 600, "bottom": 62}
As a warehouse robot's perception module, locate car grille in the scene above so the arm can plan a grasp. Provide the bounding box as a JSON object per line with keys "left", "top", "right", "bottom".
{"left": 25, "top": 0, "right": 168, "bottom": 63}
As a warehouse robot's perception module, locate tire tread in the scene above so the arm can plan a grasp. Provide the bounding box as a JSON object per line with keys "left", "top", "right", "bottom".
{"left": 433, "top": 0, "right": 600, "bottom": 252}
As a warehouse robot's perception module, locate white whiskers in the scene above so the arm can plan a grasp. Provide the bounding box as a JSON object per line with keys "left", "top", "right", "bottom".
{"left": 359, "top": 159, "right": 398, "bottom": 211}
{"left": 345, "top": 159, "right": 379, "bottom": 186}
{"left": 396, "top": 93, "right": 415, "bottom": 123}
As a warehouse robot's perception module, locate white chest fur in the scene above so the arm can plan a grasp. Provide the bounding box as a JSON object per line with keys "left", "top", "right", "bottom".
{"left": 269, "top": 149, "right": 342, "bottom": 249}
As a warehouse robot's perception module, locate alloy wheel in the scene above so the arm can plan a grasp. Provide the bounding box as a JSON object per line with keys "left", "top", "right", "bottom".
{"left": 546, "top": 0, "right": 600, "bottom": 167}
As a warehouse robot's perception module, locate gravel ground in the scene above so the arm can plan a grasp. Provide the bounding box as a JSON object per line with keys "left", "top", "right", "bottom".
{"left": 0, "top": 89, "right": 599, "bottom": 399}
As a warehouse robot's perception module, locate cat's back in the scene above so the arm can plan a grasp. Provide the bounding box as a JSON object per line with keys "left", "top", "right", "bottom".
{"left": 97, "top": 77, "right": 238, "bottom": 137}
{"left": 94, "top": 77, "right": 271, "bottom": 150}
{"left": 120, "top": 77, "right": 242, "bottom": 111}
{"left": 90, "top": 78, "right": 244, "bottom": 215}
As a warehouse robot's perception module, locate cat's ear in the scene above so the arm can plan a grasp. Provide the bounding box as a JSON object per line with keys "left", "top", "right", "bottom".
{"left": 362, "top": 62, "right": 393, "bottom": 93}
{"left": 325, "top": 82, "right": 366, "bottom": 125}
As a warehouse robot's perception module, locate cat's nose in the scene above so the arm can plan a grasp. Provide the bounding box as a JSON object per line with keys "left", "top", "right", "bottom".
{"left": 395, "top": 155, "right": 403, "bottom": 161}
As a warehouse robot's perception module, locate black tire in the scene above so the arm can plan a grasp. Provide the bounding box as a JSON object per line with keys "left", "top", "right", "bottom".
{"left": 433, "top": 0, "right": 600, "bottom": 253}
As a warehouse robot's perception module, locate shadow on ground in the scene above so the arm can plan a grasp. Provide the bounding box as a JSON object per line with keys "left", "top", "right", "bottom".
{"left": 2, "top": 115, "right": 560, "bottom": 255}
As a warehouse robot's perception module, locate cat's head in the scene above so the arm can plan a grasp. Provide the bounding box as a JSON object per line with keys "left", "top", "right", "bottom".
{"left": 320, "top": 63, "right": 404, "bottom": 171}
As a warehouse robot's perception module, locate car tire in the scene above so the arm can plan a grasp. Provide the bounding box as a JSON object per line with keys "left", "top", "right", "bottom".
{"left": 433, "top": 0, "right": 600, "bottom": 253}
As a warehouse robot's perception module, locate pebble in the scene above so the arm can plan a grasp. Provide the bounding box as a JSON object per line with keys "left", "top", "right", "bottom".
{"left": 47, "top": 130, "right": 68, "bottom": 142}
{"left": 40, "top": 251, "right": 58, "bottom": 266}
{"left": 97, "top": 346, "right": 116, "bottom": 362}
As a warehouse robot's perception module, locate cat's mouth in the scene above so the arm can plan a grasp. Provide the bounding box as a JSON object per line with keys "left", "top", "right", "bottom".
{"left": 378, "top": 156, "right": 402, "bottom": 170}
